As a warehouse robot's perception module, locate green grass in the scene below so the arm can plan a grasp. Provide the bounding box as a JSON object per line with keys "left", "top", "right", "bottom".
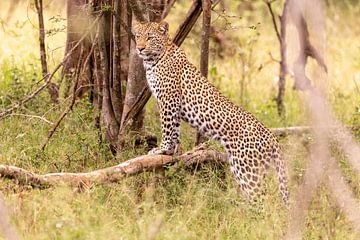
{"left": 1, "top": 0, "right": 360, "bottom": 239}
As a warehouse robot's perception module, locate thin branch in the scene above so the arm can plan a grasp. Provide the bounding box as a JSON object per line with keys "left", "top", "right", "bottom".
{"left": 271, "top": 125, "right": 360, "bottom": 135}
{"left": 276, "top": 0, "right": 289, "bottom": 116}
{"left": 264, "top": 0, "right": 281, "bottom": 42}
{"left": 161, "top": 0, "right": 177, "bottom": 19}
{"left": 8, "top": 113, "right": 53, "bottom": 125}
{"left": 211, "top": 0, "right": 222, "bottom": 10}
{"left": 34, "top": 0, "right": 48, "bottom": 76}
{"left": 173, "top": 0, "right": 202, "bottom": 46}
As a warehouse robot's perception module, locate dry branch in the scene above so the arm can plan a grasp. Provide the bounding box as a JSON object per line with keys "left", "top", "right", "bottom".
{"left": 161, "top": 0, "right": 177, "bottom": 19}
{"left": 8, "top": 113, "right": 53, "bottom": 125}
{"left": 0, "top": 149, "right": 227, "bottom": 187}
{"left": 264, "top": 0, "right": 281, "bottom": 42}
{"left": 173, "top": 0, "right": 202, "bottom": 46}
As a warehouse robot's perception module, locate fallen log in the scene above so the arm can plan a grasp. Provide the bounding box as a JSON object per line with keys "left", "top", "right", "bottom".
{"left": 0, "top": 149, "right": 227, "bottom": 188}
{"left": 0, "top": 125, "right": 358, "bottom": 188}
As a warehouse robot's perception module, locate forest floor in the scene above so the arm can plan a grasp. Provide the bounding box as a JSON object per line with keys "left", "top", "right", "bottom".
{"left": 0, "top": 1, "right": 359, "bottom": 239}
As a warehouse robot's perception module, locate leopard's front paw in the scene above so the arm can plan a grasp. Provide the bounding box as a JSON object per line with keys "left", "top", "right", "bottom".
{"left": 148, "top": 147, "right": 174, "bottom": 155}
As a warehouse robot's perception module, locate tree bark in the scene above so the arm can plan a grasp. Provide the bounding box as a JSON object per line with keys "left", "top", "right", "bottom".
{"left": 276, "top": 0, "right": 289, "bottom": 116}
{"left": 173, "top": 0, "right": 202, "bottom": 46}
{"left": 264, "top": 0, "right": 289, "bottom": 116}
{"left": 61, "top": 0, "right": 91, "bottom": 97}
{"left": 292, "top": 13, "right": 327, "bottom": 91}
{"left": 34, "top": 0, "right": 59, "bottom": 103}
{"left": 111, "top": 0, "right": 125, "bottom": 124}
{"left": 196, "top": 0, "right": 211, "bottom": 145}
{"left": 119, "top": 0, "right": 174, "bottom": 146}
{"left": 119, "top": 0, "right": 206, "bottom": 148}
{"left": 98, "top": 12, "right": 120, "bottom": 153}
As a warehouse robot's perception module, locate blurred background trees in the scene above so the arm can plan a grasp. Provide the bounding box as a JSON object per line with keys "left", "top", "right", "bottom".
{"left": 1, "top": 0, "right": 359, "bottom": 155}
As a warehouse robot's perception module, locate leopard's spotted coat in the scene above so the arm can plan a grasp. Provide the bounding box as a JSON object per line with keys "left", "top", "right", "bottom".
{"left": 133, "top": 21, "right": 289, "bottom": 204}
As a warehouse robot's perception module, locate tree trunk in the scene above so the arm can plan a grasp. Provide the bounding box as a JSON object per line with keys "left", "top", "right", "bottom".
{"left": 34, "top": 0, "right": 59, "bottom": 103}
{"left": 277, "top": 0, "right": 289, "bottom": 116}
{"left": 119, "top": 0, "right": 172, "bottom": 145}
{"left": 196, "top": 0, "right": 211, "bottom": 145}
{"left": 61, "top": 0, "right": 92, "bottom": 97}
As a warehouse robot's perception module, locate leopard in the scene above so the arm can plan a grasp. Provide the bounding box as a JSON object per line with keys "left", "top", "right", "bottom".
{"left": 133, "top": 21, "right": 289, "bottom": 205}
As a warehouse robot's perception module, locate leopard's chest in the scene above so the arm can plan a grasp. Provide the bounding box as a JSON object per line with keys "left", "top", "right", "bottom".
{"left": 144, "top": 64, "right": 161, "bottom": 100}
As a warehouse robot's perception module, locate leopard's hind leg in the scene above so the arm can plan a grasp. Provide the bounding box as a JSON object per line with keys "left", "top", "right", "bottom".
{"left": 228, "top": 151, "right": 268, "bottom": 204}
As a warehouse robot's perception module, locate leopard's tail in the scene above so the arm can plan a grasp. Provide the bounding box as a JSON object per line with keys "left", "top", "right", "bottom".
{"left": 272, "top": 146, "right": 289, "bottom": 206}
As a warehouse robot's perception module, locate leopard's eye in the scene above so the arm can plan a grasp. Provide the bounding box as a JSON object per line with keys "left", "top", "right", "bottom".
{"left": 148, "top": 33, "right": 155, "bottom": 40}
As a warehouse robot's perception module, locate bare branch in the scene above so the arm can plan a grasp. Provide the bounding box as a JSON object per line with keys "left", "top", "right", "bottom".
{"left": 34, "top": 0, "right": 48, "bottom": 76}
{"left": 173, "top": 0, "right": 202, "bottom": 46}
{"left": 8, "top": 113, "right": 53, "bottom": 125}
{"left": 264, "top": 0, "right": 281, "bottom": 43}
{"left": 0, "top": 149, "right": 227, "bottom": 187}
{"left": 161, "top": 0, "right": 177, "bottom": 20}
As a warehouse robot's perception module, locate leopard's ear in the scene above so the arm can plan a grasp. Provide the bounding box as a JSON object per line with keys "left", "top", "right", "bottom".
{"left": 158, "top": 21, "right": 169, "bottom": 34}
{"left": 132, "top": 20, "right": 141, "bottom": 35}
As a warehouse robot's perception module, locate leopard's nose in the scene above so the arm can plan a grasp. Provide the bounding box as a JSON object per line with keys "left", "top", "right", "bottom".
{"left": 137, "top": 47, "right": 145, "bottom": 52}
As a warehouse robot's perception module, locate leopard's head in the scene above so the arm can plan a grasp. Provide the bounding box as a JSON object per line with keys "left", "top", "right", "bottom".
{"left": 132, "top": 21, "right": 169, "bottom": 60}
